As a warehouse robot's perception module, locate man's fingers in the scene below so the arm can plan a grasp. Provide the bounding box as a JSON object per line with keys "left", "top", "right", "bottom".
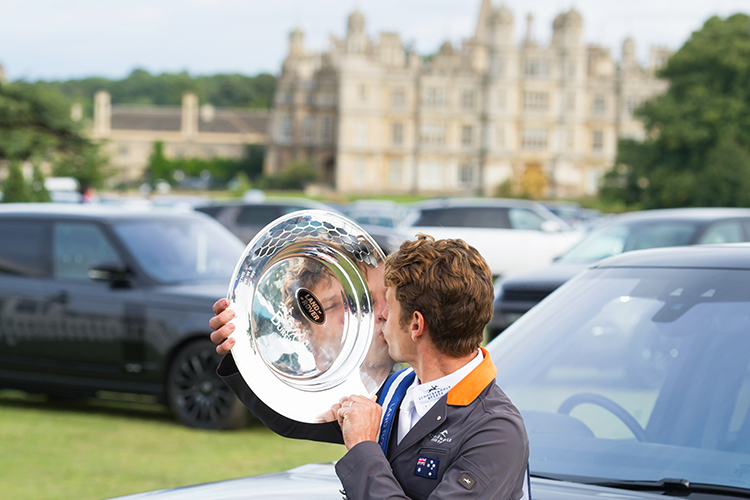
{"left": 214, "top": 337, "right": 235, "bottom": 355}
{"left": 212, "top": 298, "right": 229, "bottom": 315}
{"left": 208, "top": 308, "right": 236, "bottom": 331}
{"left": 210, "top": 323, "right": 235, "bottom": 346}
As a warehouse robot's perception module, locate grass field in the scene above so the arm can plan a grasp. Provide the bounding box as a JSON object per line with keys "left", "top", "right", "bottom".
{"left": 0, "top": 390, "right": 346, "bottom": 500}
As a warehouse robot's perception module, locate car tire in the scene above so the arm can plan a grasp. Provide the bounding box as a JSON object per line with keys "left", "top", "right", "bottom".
{"left": 166, "top": 339, "right": 249, "bottom": 430}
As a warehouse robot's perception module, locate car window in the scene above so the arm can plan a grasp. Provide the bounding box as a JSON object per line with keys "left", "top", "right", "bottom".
{"left": 491, "top": 267, "right": 750, "bottom": 488}
{"left": 698, "top": 220, "right": 745, "bottom": 244}
{"left": 0, "top": 220, "right": 49, "bottom": 277}
{"left": 113, "top": 217, "right": 244, "bottom": 283}
{"left": 559, "top": 221, "right": 699, "bottom": 263}
{"left": 235, "top": 206, "right": 282, "bottom": 227}
{"left": 508, "top": 208, "right": 547, "bottom": 230}
{"left": 414, "top": 207, "right": 511, "bottom": 229}
{"left": 54, "top": 223, "right": 123, "bottom": 281}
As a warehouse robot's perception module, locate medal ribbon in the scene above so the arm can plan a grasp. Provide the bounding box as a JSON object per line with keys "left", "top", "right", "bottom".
{"left": 376, "top": 367, "right": 416, "bottom": 455}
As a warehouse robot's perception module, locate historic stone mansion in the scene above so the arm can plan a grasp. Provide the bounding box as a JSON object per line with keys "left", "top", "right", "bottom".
{"left": 264, "top": 0, "right": 670, "bottom": 197}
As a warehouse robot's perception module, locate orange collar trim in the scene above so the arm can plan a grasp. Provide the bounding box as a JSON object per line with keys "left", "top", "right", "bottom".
{"left": 446, "top": 347, "right": 497, "bottom": 406}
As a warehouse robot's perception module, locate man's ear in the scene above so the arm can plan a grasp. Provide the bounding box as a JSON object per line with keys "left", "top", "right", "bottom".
{"left": 410, "top": 311, "right": 426, "bottom": 341}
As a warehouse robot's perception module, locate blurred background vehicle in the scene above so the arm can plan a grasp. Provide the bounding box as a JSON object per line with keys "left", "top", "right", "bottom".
{"left": 195, "top": 196, "right": 334, "bottom": 244}
{"left": 338, "top": 199, "right": 411, "bottom": 229}
{"left": 400, "top": 198, "right": 583, "bottom": 277}
{"left": 0, "top": 204, "right": 248, "bottom": 429}
{"left": 540, "top": 201, "right": 602, "bottom": 229}
{"left": 106, "top": 243, "right": 750, "bottom": 499}
{"left": 488, "top": 207, "right": 750, "bottom": 338}
{"left": 197, "top": 195, "right": 406, "bottom": 255}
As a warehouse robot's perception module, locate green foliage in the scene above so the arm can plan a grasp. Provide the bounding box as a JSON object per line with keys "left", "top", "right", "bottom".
{"left": 0, "top": 82, "right": 89, "bottom": 162}
{"left": 29, "top": 164, "right": 51, "bottom": 202}
{"left": 53, "top": 144, "right": 111, "bottom": 190}
{"left": 16, "top": 69, "right": 277, "bottom": 118}
{"left": 2, "top": 162, "right": 29, "bottom": 203}
{"left": 259, "top": 159, "right": 319, "bottom": 190}
{"left": 602, "top": 13, "right": 750, "bottom": 208}
{"left": 144, "top": 142, "right": 265, "bottom": 187}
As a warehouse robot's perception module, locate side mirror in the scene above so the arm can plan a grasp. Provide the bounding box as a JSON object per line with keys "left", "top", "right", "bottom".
{"left": 88, "top": 262, "right": 133, "bottom": 287}
{"left": 540, "top": 220, "right": 562, "bottom": 233}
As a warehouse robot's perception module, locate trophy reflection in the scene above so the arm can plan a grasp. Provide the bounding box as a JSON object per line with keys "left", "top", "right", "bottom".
{"left": 251, "top": 239, "right": 393, "bottom": 395}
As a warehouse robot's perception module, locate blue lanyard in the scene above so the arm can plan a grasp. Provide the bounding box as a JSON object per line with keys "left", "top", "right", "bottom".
{"left": 377, "top": 368, "right": 416, "bottom": 455}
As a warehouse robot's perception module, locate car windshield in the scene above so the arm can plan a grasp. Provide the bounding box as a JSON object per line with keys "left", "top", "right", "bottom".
{"left": 113, "top": 217, "right": 244, "bottom": 284}
{"left": 489, "top": 266, "right": 750, "bottom": 489}
{"left": 557, "top": 221, "right": 698, "bottom": 263}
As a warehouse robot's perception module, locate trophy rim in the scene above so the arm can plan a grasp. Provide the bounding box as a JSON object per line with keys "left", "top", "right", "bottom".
{"left": 226, "top": 209, "right": 388, "bottom": 423}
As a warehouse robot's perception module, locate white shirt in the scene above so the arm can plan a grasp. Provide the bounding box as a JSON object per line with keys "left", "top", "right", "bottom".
{"left": 396, "top": 349, "right": 484, "bottom": 444}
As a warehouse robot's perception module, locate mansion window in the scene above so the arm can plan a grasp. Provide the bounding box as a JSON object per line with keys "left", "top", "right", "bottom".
{"left": 592, "top": 95, "right": 607, "bottom": 115}
{"left": 461, "top": 125, "right": 473, "bottom": 147}
{"left": 419, "top": 123, "right": 446, "bottom": 146}
{"left": 523, "top": 91, "right": 549, "bottom": 111}
{"left": 359, "top": 85, "right": 367, "bottom": 102}
{"left": 459, "top": 164, "right": 476, "bottom": 186}
{"left": 521, "top": 128, "right": 548, "bottom": 151}
{"left": 280, "top": 115, "right": 293, "bottom": 142}
{"left": 389, "top": 158, "right": 403, "bottom": 187}
{"left": 303, "top": 116, "right": 314, "bottom": 143}
{"left": 392, "top": 87, "right": 405, "bottom": 107}
{"left": 592, "top": 130, "right": 604, "bottom": 152}
{"left": 392, "top": 122, "right": 404, "bottom": 146}
{"left": 462, "top": 89, "right": 475, "bottom": 109}
{"left": 496, "top": 90, "right": 507, "bottom": 110}
{"left": 321, "top": 116, "right": 333, "bottom": 143}
{"left": 356, "top": 120, "right": 368, "bottom": 146}
{"left": 353, "top": 158, "right": 367, "bottom": 187}
{"left": 421, "top": 87, "right": 446, "bottom": 107}
{"left": 524, "top": 59, "right": 550, "bottom": 77}
{"left": 566, "top": 92, "right": 576, "bottom": 112}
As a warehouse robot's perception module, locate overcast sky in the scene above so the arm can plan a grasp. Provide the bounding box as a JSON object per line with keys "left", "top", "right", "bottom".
{"left": 1, "top": 0, "right": 748, "bottom": 82}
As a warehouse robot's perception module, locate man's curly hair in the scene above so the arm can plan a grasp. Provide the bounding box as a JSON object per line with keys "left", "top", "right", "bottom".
{"left": 384, "top": 234, "right": 493, "bottom": 357}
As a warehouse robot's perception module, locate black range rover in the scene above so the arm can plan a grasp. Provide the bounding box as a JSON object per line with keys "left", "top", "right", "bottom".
{"left": 0, "top": 204, "right": 248, "bottom": 429}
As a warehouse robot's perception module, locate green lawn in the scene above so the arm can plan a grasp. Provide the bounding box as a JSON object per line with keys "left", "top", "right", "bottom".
{"left": 0, "top": 390, "right": 345, "bottom": 500}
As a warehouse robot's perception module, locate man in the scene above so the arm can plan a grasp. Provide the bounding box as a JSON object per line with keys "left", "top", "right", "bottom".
{"left": 210, "top": 235, "right": 529, "bottom": 500}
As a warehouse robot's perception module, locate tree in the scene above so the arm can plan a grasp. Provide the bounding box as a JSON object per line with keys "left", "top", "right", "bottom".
{"left": 602, "top": 14, "right": 750, "bottom": 208}
{"left": 2, "top": 162, "right": 29, "bottom": 203}
{"left": 0, "top": 81, "right": 108, "bottom": 200}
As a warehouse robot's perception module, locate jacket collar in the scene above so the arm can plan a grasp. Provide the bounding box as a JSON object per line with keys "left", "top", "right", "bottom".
{"left": 446, "top": 347, "right": 496, "bottom": 406}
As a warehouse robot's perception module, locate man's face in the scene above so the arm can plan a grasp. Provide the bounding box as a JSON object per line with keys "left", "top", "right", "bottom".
{"left": 307, "top": 277, "right": 345, "bottom": 371}
{"left": 382, "top": 285, "right": 415, "bottom": 363}
{"left": 363, "top": 266, "right": 390, "bottom": 368}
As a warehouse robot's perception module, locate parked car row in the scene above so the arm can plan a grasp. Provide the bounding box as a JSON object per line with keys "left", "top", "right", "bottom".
{"left": 488, "top": 207, "right": 750, "bottom": 337}
{"left": 108, "top": 243, "right": 750, "bottom": 498}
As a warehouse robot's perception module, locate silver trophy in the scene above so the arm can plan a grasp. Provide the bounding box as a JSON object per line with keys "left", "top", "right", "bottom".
{"left": 226, "top": 210, "right": 393, "bottom": 423}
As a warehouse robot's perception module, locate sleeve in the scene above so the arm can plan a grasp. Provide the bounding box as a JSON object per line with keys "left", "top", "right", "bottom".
{"left": 217, "top": 354, "right": 344, "bottom": 445}
{"left": 335, "top": 411, "right": 529, "bottom": 500}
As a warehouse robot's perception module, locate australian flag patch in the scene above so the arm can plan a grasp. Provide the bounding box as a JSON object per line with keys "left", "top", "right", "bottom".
{"left": 414, "top": 456, "right": 439, "bottom": 479}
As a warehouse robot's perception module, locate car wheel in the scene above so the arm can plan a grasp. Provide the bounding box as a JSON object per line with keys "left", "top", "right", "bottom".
{"left": 166, "top": 339, "right": 249, "bottom": 430}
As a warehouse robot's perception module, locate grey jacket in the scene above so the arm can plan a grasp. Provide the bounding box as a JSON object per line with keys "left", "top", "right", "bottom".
{"left": 218, "top": 348, "right": 528, "bottom": 500}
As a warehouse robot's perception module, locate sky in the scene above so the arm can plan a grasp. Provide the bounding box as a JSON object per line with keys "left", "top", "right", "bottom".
{"left": 1, "top": 0, "right": 749, "bottom": 82}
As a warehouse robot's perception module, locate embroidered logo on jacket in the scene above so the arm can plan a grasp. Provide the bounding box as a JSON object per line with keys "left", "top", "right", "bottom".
{"left": 414, "top": 456, "right": 439, "bottom": 479}
{"left": 459, "top": 473, "right": 476, "bottom": 490}
{"left": 428, "top": 429, "right": 452, "bottom": 444}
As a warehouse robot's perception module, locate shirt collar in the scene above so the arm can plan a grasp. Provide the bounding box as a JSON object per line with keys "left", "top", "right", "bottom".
{"left": 409, "top": 349, "right": 484, "bottom": 417}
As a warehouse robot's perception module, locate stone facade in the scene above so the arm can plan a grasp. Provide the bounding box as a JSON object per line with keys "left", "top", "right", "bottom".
{"left": 90, "top": 91, "right": 270, "bottom": 185}
{"left": 265, "top": 0, "right": 670, "bottom": 197}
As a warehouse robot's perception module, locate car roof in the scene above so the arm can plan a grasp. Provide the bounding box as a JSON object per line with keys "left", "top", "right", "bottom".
{"left": 603, "top": 207, "right": 750, "bottom": 224}
{"left": 593, "top": 243, "right": 750, "bottom": 270}
{"left": 196, "top": 198, "right": 334, "bottom": 209}
{"left": 0, "top": 203, "right": 205, "bottom": 222}
{"left": 411, "top": 197, "right": 544, "bottom": 210}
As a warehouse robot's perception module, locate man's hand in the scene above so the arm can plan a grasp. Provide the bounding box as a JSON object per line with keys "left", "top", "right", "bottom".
{"left": 337, "top": 395, "right": 382, "bottom": 450}
{"left": 209, "top": 298, "right": 236, "bottom": 355}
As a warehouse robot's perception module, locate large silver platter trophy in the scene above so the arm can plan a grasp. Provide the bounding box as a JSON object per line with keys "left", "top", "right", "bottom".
{"left": 226, "top": 210, "right": 393, "bottom": 423}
